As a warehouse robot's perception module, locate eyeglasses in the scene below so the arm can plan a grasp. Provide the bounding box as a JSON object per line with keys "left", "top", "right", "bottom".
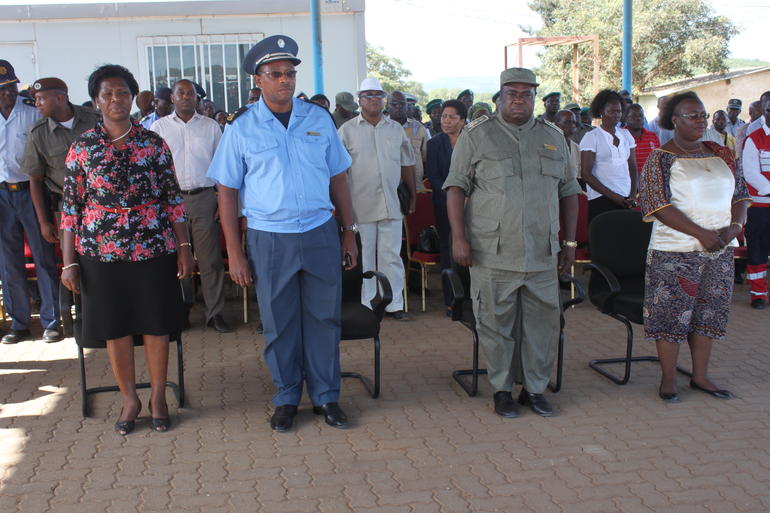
{"left": 257, "top": 70, "right": 297, "bottom": 80}
{"left": 676, "top": 112, "right": 709, "bottom": 121}
{"left": 360, "top": 92, "right": 386, "bottom": 100}
{"left": 502, "top": 90, "right": 535, "bottom": 101}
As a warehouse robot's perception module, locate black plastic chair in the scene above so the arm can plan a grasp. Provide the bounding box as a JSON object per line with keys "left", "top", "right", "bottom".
{"left": 443, "top": 266, "right": 585, "bottom": 396}
{"left": 340, "top": 233, "right": 392, "bottom": 398}
{"left": 586, "top": 209, "right": 690, "bottom": 384}
{"left": 62, "top": 291, "right": 186, "bottom": 418}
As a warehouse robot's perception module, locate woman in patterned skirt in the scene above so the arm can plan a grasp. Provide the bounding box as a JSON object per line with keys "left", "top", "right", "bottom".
{"left": 640, "top": 91, "right": 751, "bottom": 402}
{"left": 60, "top": 65, "right": 194, "bottom": 434}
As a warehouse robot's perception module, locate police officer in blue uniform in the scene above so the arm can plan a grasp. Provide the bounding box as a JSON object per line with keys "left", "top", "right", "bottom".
{"left": 207, "top": 35, "right": 357, "bottom": 432}
{"left": 0, "top": 60, "right": 61, "bottom": 344}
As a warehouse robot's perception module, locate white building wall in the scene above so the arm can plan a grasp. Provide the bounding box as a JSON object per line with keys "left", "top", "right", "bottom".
{"left": 0, "top": 1, "right": 365, "bottom": 108}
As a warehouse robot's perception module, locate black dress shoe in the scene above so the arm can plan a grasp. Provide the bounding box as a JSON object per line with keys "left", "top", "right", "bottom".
{"left": 690, "top": 380, "right": 733, "bottom": 399}
{"left": 270, "top": 405, "right": 298, "bottom": 432}
{"left": 518, "top": 389, "right": 554, "bottom": 417}
{"left": 1, "top": 329, "right": 31, "bottom": 345}
{"left": 43, "top": 328, "right": 62, "bottom": 343}
{"left": 658, "top": 387, "right": 680, "bottom": 402}
{"left": 312, "top": 402, "right": 349, "bottom": 428}
{"left": 207, "top": 314, "right": 232, "bottom": 333}
{"left": 492, "top": 391, "right": 519, "bottom": 418}
{"left": 750, "top": 298, "right": 767, "bottom": 310}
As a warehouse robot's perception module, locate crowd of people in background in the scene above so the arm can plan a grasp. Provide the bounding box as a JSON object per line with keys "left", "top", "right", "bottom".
{"left": 2, "top": 34, "right": 769, "bottom": 435}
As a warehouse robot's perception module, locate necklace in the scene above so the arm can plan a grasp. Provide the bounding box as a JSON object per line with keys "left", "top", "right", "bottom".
{"left": 671, "top": 138, "right": 702, "bottom": 156}
{"left": 110, "top": 125, "right": 132, "bottom": 143}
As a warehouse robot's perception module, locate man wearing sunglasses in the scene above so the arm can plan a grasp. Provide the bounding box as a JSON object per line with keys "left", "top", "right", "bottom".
{"left": 207, "top": 35, "right": 357, "bottom": 432}
{"left": 338, "top": 77, "right": 417, "bottom": 321}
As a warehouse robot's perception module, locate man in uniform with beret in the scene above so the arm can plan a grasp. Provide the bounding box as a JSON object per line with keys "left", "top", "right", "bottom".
{"left": 539, "top": 91, "right": 561, "bottom": 124}
{"left": 425, "top": 98, "right": 443, "bottom": 136}
{"left": 0, "top": 61, "right": 61, "bottom": 344}
{"left": 22, "top": 77, "right": 100, "bottom": 247}
{"left": 207, "top": 35, "right": 357, "bottom": 432}
{"left": 457, "top": 89, "right": 474, "bottom": 112}
{"left": 332, "top": 91, "right": 357, "bottom": 128}
{"left": 444, "top": 67, "right": 580, "bottom": 418}
{"left": 725, "top": 98, "right": 745, "bottom": 138}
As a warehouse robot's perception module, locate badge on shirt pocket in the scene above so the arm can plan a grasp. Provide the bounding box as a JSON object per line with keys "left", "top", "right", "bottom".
{"left": 306, "top": 131, "right": 321, "bottom": 136}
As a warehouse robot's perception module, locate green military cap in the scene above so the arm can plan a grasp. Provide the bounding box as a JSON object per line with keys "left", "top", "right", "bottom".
{"left": 564, "top": 103, "right": 580, "bottom": 111}
{"left": 499, "top": 67, "right": 539, "bottom": 87}
{"left": 425, "top": 99, "right": 443, "bottom": 112}
{"left": 542, "top": 92, "right": 561, "bottom": 101}
{"left": 580, "top": 107, "right": 591, "bottom": 114}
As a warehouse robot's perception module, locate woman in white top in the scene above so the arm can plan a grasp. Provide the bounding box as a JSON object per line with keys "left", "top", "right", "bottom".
{"left": 580, "top": 89, "right": 639, "bottom": 223}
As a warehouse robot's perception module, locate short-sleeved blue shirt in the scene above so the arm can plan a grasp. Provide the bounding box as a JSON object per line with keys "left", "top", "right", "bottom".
{"left": 207, "top": 98, "right": 352, "bottom": 233}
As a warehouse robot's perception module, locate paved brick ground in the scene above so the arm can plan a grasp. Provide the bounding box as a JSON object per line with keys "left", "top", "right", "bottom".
{"left": 1, "top": 275, "right": 769, "bottom": 513}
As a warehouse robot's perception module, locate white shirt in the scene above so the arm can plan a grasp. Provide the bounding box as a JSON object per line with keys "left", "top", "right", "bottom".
{"left": 338, "top": 114, "right": 416, "bottom": 223}
{"left": 580, "top": 126, "right": 636, "bottom": 201}
{"left": 0, "top": 97, "right": 40, "bottom": 183}
{"left": 151, "top": 111, "right": 222, "bottom": 190}
{"left": 741, "top": 117, "right": 770, "bottom": 200}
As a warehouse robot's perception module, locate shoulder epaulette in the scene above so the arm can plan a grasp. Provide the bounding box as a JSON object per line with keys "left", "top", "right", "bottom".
{"left": 22, "top": 98, "right": 36, "bottom": 107}
{"left": 227, "top": 105, "right": 250, "bottom": 125}
{"left": 466, "top": 114, "right": 490, "bottom": 131}
{"left": 542, "top": 118, "right": 564, "bottom": 135}
{"left": 29, "top": 117, "right": 48, "bottom": 131}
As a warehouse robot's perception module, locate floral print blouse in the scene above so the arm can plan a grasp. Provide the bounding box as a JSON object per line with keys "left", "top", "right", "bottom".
{"left": 61, "top": 120, "right": 186, "bottom": 262}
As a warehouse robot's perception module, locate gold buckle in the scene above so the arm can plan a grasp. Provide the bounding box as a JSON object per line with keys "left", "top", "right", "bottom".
{"left": 8, "top": 183, "right": 20, "bottom": 191}
{"left": 121, "top": 206, "right": 132, "bottom": 213}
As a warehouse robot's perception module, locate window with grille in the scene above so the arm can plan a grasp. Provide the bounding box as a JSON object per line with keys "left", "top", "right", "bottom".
{"left": 138, "top": 34, "right": 263, "bottom": 113}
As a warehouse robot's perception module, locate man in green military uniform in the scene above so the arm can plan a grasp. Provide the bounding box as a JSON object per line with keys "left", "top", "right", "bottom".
{"left": 443, "top": 68, "right": 580, "bottom": 418}
{"left": 21, "top": 77, "right": 100, "bottom": 244}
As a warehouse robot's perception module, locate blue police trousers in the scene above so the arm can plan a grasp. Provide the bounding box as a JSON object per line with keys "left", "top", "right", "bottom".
{"left": 246, "top": 217, "right": 342, "bottom": 406}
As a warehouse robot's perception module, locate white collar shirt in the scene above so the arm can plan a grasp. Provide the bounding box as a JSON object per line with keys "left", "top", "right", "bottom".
{"left": 0, "top": 97, "right": 40, "bottom": 183}
{"left": 150, "top": 111, "right": 221, "bottom": 190}
{"left": 338, "top": 114, "right": 416, "bottom": 223}
{"left": 579, "top": 126, "right": 636, "bottom": 200}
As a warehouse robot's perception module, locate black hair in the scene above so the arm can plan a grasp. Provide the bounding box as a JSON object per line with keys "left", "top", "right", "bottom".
{"left": 589, "top": 89, "right": 623, "bottom": 118}
{"left": 171, "top": 78, "right": 194, "bottom": 92}
{"left": 310, "top": 93, "right": 330, "bottom": 104}
{"left": 628, "top": 103, "right": 643, "bottom": 113}
{"left": 659, "top": 91, "right": 701, "bottom": 130}
{"left": 87, "top": 64, "right": 139, "bottom": 100}
{"left": 441, "top": 99, "right": 468, "bottom": 120}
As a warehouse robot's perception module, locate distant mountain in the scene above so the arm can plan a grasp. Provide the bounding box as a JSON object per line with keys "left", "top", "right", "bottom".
{"left": 421, "top": 76, "right": 500, "bottom": 94}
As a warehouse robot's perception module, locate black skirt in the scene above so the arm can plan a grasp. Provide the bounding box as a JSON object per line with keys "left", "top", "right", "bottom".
{"left": 79, "top": 253, "right": 186, "bottom": 342}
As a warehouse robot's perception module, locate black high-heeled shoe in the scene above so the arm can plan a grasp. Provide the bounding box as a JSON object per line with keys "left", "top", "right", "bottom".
{"left": 148, "top": 400, "right": 171, "bottom": 432}
{"left": 114, "top": 401, "right": 141, "bottom": 436}
{"left": 658, "top": 386, "right": 680, "bottom": 402}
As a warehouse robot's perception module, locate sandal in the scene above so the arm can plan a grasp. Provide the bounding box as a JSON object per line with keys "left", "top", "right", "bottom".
{"left": 114, "top": 401, "right": 141, "bottom": 436}
{"left": 148, "top": 400, "right": 171, "bottom": 432}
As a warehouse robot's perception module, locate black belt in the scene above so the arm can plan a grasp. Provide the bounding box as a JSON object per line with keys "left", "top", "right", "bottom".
{"left": 0, "top": 181, "right": 30, "bottom": 191}
{"left": 180, "top": 186, "right": 214, "bottom": 196}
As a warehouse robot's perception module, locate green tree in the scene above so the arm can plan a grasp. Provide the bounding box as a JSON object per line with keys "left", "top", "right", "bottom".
{"left": 366, "top": 43, "right": 427, "bottom": 104}
{"left": 526, "top": 0, "right": 737, "bottom": 103}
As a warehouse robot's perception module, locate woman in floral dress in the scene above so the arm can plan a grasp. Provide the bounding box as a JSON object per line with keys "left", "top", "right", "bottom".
{"left": 60, "top": 64, "right": 194, "bottom": 435}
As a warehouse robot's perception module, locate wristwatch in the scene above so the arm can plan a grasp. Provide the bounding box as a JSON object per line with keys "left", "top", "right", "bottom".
{"left": 342, "top": 223, "right": 358, "bottom": 234}
{"left": 562, "top": 240, "right": 578, "bottom": 248}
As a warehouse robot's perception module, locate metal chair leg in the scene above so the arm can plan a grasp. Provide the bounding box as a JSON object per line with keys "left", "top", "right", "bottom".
{"left": 452, "top": 330, "right": 487, "bottom": 397}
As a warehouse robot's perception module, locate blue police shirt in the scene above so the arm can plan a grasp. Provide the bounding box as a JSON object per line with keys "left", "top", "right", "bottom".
{"left": 207, "top": 98, "right": 352, "bottom": 233}
{"left": 0, "top": 97, "right": 40, "bottom": 183}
